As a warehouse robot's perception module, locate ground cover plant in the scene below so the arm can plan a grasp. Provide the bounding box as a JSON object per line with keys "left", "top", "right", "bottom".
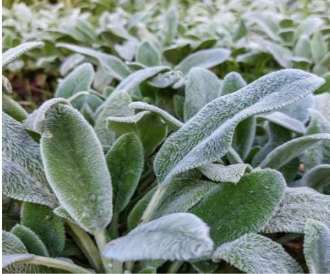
{"left": 2, "top": 1, "right": 330, "bottom": 273}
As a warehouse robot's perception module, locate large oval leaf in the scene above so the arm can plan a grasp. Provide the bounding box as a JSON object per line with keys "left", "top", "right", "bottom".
{"left": 40, "top": 104, "right": 112, "bottom": 233}
{"left": 154, "top": 69, "right": 324, "bottom": 185}
{"left": 190, "top": 169, "right": 285, "bottom": 246}
{"left": 102, "top": 213, "right": 214, "bottom": 261}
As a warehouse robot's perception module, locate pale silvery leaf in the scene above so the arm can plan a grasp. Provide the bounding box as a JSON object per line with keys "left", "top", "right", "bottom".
{"left": 53, "top": 206, "right": 76, "bottom": 223}
{"left": 136, "top": 42, "right": 161, "bottom": 67}
{"left": 294, "top": 36, "right": 312, "bottom": 60}
{"left": 155, "top": 69, "right": 324, "bottom": 185}
{"left": 2, "top": 94, "right": 28, "bottom": 122}
{"left": 151, "top": 178, "right": 217, "bottom": 220}
{"left": 59, "top": 53, "right": 85, "bottom": 76}
{"left": 102, "top": 213, "right": 214, "bottom": 261}
{"left": 2, "top": 42, "right": 44, "bottom": 67}
{"left": 129, "top": 102, "right": 183, "bottom": 130}
{"left": 11, "top": 225, "right": 49, "bottom": 257}
{"left": 219, "top": 71, "right": 246, "bottom": 96}
{"left": 163, "top": 7, "right": 178, "bottom": 46}
{"left": 295, "top": 17, "right": 323, "bottom": 39}
{"left": 23, "top": 98, "right": 69, "bottom": 134}
{"left": 258, "top": 112, "right": 306, "bottom": 135}
{"left": 21, "top": 203, "right": 65, "bottom": 257}
{"left": 311, "top": 32, "right": 326, "bottom": 64}
{"left": 279, "top": 95, "right": 314, "bottom": 123}
{"left": 175, "top": 48, "right": 231, "bottom": 76}
{"left": 57, "top": 43, "right": 131, "bottom": 80}
{"left": 259, "top": 133, "right": 330, "bottom": 169}
{"left": 252, "top": 123, "right": 292, "bottom": 167}
{"left": 299, "top": 164, "right": 330, "bottom": 191}
{"left": 200, "top": 163, "right": 252, "bottom": 184}
{"left": 2, "top": 75, "right": 12, "bottom": 93}
{"left": 191, "top": 169, "right": 285, "bottom": 246}
{"left": 94, "top": 91, "right": 133, "bottom": 149}
{"left": 304, "top": 219, "right": 330, "bottom": 274}
{"left": 149, "top": 71, "right": 182, "bottom": 88}
{"left": 263, "top": 187, "right": 330, "bottom": 233}
{"left": 2, "top": 254, "right": 34, "bottom": 269}
{"left": 304, "top": 109, "right": 330, "bottom": 170}
{"left": 212, "top": 233, "right": 302, "bottom": 274}
{"left": 2, "top": 113, "right": 57, "bottom": 208}
{"left": 107, "top": 111, "right": 167, "bottom": 156}
{"left": 106, "top": 133, "right": 144, "bottom": 213}
{"left": 2, "top": 230, "right": 27, "bottom": 254}
{"left": 313, "top": 93, "right": 330, "bottom": 121}
{"left": 41, "top": 104, "right": 112, "bottom": 233}
{"left": 184, "top": 68, "right": 221, "bottom": 121}
{"left": 55, "top": 63, "right": 94, "bottom": 102}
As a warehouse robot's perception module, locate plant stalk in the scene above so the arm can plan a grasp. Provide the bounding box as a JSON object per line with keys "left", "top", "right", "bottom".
{"left": 168, "top": 261, "right": 183, "bottom": 273}
{"left": 21, "top": 255, "right": 91, "bottom": 273}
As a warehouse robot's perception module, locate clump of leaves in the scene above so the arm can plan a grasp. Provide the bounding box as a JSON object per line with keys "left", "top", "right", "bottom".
{"left": 2, "top": 26, "right": 330, "bottom": 274}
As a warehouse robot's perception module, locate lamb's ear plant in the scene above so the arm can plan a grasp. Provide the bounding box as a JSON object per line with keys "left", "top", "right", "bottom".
{"left": 2, "top": 14, "right": 330, "bottom": 273}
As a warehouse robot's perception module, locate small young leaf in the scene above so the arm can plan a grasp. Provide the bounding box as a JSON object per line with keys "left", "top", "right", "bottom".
{"left": 311, "top": 32, "right": 327, "bottom": 64}
{"left": 2, "top": 94, "right": 28, "bottom": 122}
{"left": 106, "top": 133, "right": 144, "bottom": 213}
{"left": 294, "top": 36, "right": 312, "bottom": 60}
{"left": 263, "top": 187, "right": 330, "bottom": 233}
{"left": 304, "top": 219, "right": 330, "bottom": 274}
{"left": 149, "top": 70, "right": 182, "bottom": 88}
{"left": 219, "top": 72, "right": 246, "bottom": 96}
{"left": 11, "top": 225, "right": 49, "bottom": 256}
{"left": 259, "top": 133, "right": 330, "bottom": 169}
{"left": 129, "top": 102, "right": 183, "bottom": 131}
{"left": 107, "top": 111, "right": 167, "bottom": 156}
{"left": 41, "top": 104, "right": 112, "bottom": 233}
{"left": 102, "top": 213, "right": 214, "bottom": 261}
{"left": 155, "top": 69, "right": 324, "bottom": 185}
{"left": 2, "top": 230, "right": 27, "bottom": 254}
{"left": 212, "top": 233, "right": 302, "bottom": 273}
{"left": 136, "top": 42, "right": 161, "bottom": 67}
{"left": 163, "top": 7, "right": 179, "bottom": 46}
{"left": 175, "top": 48, "right": 230, "bottom": 76}
{"left": 200, "top": 163, "right": 251, "bottom": 184}
{"left": 59, "top": 53, "right": 85, "bottom": 76}
{"left": 21, "top": 203, "right": 65, "bottom": 257}
{"left": 299, "top": 164, "right": 330, "bottom": 191}
{"left": 184, "top": 68, "right": 221, "bottom": 121}
{"left": 2, "top": 42, "right": 44, "bottom": 68}
{"left": 191, "top": 169, "right": 285, "bottom": 246}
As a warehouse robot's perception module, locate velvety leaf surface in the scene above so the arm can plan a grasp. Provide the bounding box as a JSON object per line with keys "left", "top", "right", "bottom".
{"left": 2, "top": 230, "right": 27, "bottom": 254}
{"left": 299, "top": 164, "right": 330, "bottom": 191}
{"left": 2, "top": 254, "right": 34, "bottom": 269}
{"left": 41, "top": 104, "right": 112, "bottom": 233}
{"left": 184, "top": 68, "right": 221, "bottom": 121}
{"left": 21, "top": 203, "right": 65, "bottom": 257}
{"left": 2, "top": 94, "right": 28, "bottom": 122}
{"left": 106, "top": 133, "right": 144, "bottom": 213}
{"left": 219, "top": 71, "right": 246, "bottom": 96}
{"left": 149, "top": 71, "right": 182, "bottom": 88}
{"left": 155, "top": 69, "right": 324, "bottom": 185}
{"left": 191, "top": 169, "right": 285, "bottom": 245}
{"left": 11, "top": 225, "right": 49, "bottom": 256}
{"left": 259, "top": 133, "right": 330, "bottom": 169}
{"left": 136, "top": 42, "right": 161, "bottom": 67}
{"left": 304, "top": 219, "right": 330, "bottom": 274}
{"left": 212, "top": 233, "right": 302, "bottom": 273}
{"left": 102, "top": 213, "right": 214, "bottom": 261}
{"left": 263, "top": 187, "right": 330, "bottom": 233}
{"left": 2, "top": 113, "right": 57, "bottom": 208}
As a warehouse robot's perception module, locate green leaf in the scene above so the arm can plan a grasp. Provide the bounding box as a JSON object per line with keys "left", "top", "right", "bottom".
{"left": 294, "top": 36, "right": 312, "bottom": 60}
{"left": 2, "top": 94, "right": 28, "bottom": 122}
{"left": 304, "top": 109, "right": 330, "bottom": 170}
{"left": 2, "top": 113, "right": 57, "bottom": 208}
{"left": 212, "top": 233, "right": 302, "bottom": 273}
{"left": 163, "top": 7, "right": 179, "bottom": 46}
{"left": 94, "top": 91, "right": 133, "bottom": 149}
{"left": 184, "top": 68, "right": 221, "bottom": 121}
{"left": 262, "top": 187, "right": 330, "bottom": 233}
{"left": 2, "top": 42, "right": 44, "bottom": 67}
{"left": 2, "top": 254, "right": 34, "bottom": 269}
{"left": 11, "top": 225, "right": 49, "bottom": 256}
{"left": 129, "top": 102, "right": 183, "bottom": 131}
{"left": 106, "top": 133, "right": 144, "bottom": 213}
{"left": 295, "top": 17, "right": 323, "bottom": 40}
{"left": 136, "top": 42, "right": 161, "bottom": 67}
{"left": 175, "top": 48, "right": 230, "bottom": 76}
{"left": 219, "top": 71, "right": 246, "bottom": 96}
{"left": 311, "top": 32, "right": 326, "bottom": 64}
{"left": 191, "top": 169, "right": 285, "bottom": 246}
{"left": 299, "top": 164, "right": 330, "bottom": 191}
{"left": 200, "top": 164, "right": 252, "bottom": 184}
{"left": 149, "top": 71, "right": 182, "bottom": 88}
{"left": 102, "top": 213, "right": 214, "bottom": 261}
{"left": 59, "top": 53, "right": 85, "bottom": 76}
{"left": 21, "top": 203, "right": 65, "bottom": 257}
{"left": 55, "top": 63, "right": 94, "bottom": 107}
{"left": 53, "top": 206, "right": 76, "bottom": 223}
{"left": 2, "top": 230, "right": 27, "bottom": 254}
{"left": 107, "top": 111, "right": 167, "bottom": 156}
{"left": 40, "top": 104, "right": 112, "bottom": 233}
{"left": 152, "top": 178, "right": 216, "bottom": 220}
{"left": 233, "top": 20, "right": 248, "bottom": 42}
{"left": 304, "top": 219, "right": 330, "bottom": 274}
{"left": 154, "top": 69, "right": 324, "bottom": 185}
{"left": 57, "top": 43, "right": 131, "bottom": 80}
{"left": 259, "top": 133, "right": 330, "bottom": 169}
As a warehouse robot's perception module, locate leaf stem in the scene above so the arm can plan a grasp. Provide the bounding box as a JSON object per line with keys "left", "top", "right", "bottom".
{"left": 168, "top": 261, "right": 183, "bottom": 273}
{"left": 67, "top": 222, "right": 104, "bottom": 273}
{"left": 21, "top": 255, "right": 91, "bottom": 273}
